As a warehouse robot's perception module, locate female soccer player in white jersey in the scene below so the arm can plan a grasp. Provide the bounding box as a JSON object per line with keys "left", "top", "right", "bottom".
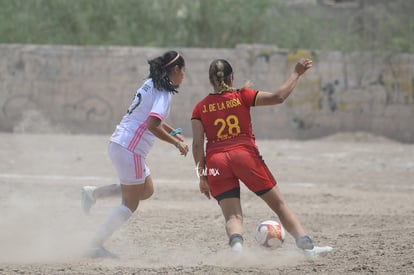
{"left": 83, "top": 50, "right": 189, "bottom": 258}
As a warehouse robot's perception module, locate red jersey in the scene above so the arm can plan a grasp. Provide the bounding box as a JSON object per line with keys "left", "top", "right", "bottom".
{"left": 191, "top": 87, "right": 259, "bottom": 154}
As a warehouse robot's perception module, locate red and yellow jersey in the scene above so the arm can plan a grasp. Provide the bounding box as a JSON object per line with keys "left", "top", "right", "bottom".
{"left": 191, "top": 87, "right": 259, "bottom": 154}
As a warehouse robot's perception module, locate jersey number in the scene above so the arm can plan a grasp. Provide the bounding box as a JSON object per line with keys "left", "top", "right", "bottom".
{"left": 214, "top": 114, "right": 241, "bottom": 139}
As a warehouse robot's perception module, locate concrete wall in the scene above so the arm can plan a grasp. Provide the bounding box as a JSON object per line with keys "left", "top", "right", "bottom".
{"left": 1, "top": 44, "right": 413, "bottom": 142}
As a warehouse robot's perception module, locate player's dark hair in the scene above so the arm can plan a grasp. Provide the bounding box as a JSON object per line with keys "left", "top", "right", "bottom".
{"left": 148, "top": 50, "right": 185, "bottom": 93}
{"left": 209, "top": 59, "right": 235, "bottom": 94}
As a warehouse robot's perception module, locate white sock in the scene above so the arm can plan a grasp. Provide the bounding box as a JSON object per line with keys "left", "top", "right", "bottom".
{"left": 94, "top": 204, "right": 132, "bottom": 246}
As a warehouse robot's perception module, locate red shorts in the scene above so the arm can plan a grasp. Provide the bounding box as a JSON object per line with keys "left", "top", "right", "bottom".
{"left": 205, "top": 146, "right": 276, "bottom": 199}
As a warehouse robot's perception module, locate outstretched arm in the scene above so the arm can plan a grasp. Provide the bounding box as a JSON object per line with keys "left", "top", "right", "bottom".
{"left": 255, "top": 58, "right": 313, "bottom": 106}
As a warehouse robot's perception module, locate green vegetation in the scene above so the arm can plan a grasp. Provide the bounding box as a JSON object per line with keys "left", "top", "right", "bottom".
{"left": 0, "top": 0, "right": 413, "bottom": 53}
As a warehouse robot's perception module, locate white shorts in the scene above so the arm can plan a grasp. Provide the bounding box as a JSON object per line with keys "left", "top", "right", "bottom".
{"left": 108, "top": 142, "right": 150, "bottom": 184}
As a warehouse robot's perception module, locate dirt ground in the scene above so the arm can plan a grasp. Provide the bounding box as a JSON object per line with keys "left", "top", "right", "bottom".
{"left": 0, "top": 132, "right": 413, "bottom": 275}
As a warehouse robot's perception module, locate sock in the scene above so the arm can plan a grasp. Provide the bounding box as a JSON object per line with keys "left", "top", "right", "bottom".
{"left": 296, "top": 235, "right": 314, "bottom": 250}
{"left": 229, "top": 233, "right": 244, "bottom": 247}
{"left": 93, "top": 204, "right": 132, "bottom": 246}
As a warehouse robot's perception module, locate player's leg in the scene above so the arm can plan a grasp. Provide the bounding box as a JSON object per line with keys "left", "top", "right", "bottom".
{"left": 90, "top": 199, "right": 132, "bottom": 258}
{"left": 260, "top": 185, "right": 332, "bottom": 258}
{"left": 206, "top": 151, "right": 243, "bottom": 252}
{"left": 227, "top": 149, "right": 278, "bottom": 252}
{"left": 218, "top": 193, "right": 243, "bottom": 252}
{"left": 121, "top": 175, "right": 154, "bottom": 211}
{"left": 137, "top": 175, "right": 154, "bottom": 201}
{"left": 88, "top": 143, "right": 151, "bottom": 258}
{"left": 231, "top": 147, "right": 332, "bottom": 257}
{"left": 81, "top": 184, "right": 121, "bottom": 214}
{"left": 230, "top": 148, "right": 306, "bottom": 239}
{"left": 94, "top": 184, "right": 122, "bottom": 198}
{"left": 260, "top": 186, "right": 306, "bottom": 239}
{"left": 90, "top": 177, "right": 151, "bottom": 258}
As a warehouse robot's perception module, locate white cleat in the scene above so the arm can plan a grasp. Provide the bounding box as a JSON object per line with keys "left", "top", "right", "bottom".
{"left": 81, "top": 185, "right": 96, "bottom": 215}
{"left": 231, "top": 242, "right": 243, "bottom": 253}
{"left": 303, "top": 246, "right": 333, "bottom": 259}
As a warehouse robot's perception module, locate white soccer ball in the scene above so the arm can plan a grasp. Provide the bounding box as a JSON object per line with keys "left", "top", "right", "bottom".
{"left": 255, "top": 220, "right": 286, "bottom": 249}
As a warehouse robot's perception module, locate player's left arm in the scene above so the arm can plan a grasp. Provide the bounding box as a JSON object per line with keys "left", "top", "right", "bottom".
{"left": 162, "top": 122, "right": 184, "bottom": 142}
{"left": 162, "top": 122, "right": 174, "bottom": 133}
{"left": 255, "top": 58, "right": 312, "bottom": 106}
{"left": 147, "top": 116, "right": 188, "bottom": 156}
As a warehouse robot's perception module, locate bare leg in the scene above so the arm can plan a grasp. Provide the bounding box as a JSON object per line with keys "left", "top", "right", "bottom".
{"left": 260, "top": 186, "right": 334, "bottom": 257}
{"left": 82, "top": 184, "right": 121, "bottom": 214}
{"left": 218, "top": 197, "right": 244, "bottom": 251}
{"left": 121, "top": 175, "right": 154, "bottom": 211}
{"left": 94, "top": 183, "right": 122, "bottom": 199}
{"left": 218, "top": 197, "right": 243, "bottom": 237}
{"left": 259, "top": 186, "right": 306, "bottom": 239}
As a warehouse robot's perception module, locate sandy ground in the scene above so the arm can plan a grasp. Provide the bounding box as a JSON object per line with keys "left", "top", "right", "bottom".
{"left": 0, "top": 132, "right": 413, "bottom": 274}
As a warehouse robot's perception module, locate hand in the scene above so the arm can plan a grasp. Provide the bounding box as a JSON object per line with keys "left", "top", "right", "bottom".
{"left": 199, "top": 177, "right": 211, "bottom": 199}
{"left": 294, "top": 58, "right": 313, "bottom": 76}
{"left": 175, "top": 141, "right": 189, "bottom": 156}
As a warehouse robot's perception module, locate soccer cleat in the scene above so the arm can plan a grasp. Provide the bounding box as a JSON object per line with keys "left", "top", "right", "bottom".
{"left": 81, "top": 186, "right": 96, "bottom": 214}
{"left": 88, "top": 245, "right": 119, "bottom": 259}
{"left": 303, "top": 246, "right": 333, "bottom": 259}
{"left": 229, "top": 233, "right": 243, "bottom": 253}
{"left": 231, "top": 241, "right": 243, "bottom": 252}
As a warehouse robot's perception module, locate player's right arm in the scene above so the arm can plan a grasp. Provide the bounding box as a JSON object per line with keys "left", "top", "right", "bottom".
{"left": 191, "top": 118, "right": 211, "bottom": 199}
{"left": 255, "top": 58, "right": 312, "bottom": 106}
{"left": 147, "top": 116, "right": 188, "bottom": 156}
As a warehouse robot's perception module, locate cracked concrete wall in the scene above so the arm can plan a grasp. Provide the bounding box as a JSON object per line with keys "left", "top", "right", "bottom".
{"left": 1, "top": 44, "right": 413, "bottom": 142}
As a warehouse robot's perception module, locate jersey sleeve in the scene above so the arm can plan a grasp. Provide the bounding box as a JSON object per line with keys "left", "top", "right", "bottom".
{"left": 191, "top": 102, "right": 202, "bottom": 120}
{"left": 239, "top": 87, "right": 259, "bottom": 107}
{"left": 149, "top": 91, "right": 171, "bottom": 121}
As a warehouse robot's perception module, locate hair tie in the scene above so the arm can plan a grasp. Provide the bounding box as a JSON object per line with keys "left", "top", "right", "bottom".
{"left": 163, "top": 53, "right": 180, "bottom": 68}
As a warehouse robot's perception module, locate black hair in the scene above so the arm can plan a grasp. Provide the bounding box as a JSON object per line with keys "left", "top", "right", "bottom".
{"left": 148, "top": 50, "right": 185, "bottom": 93}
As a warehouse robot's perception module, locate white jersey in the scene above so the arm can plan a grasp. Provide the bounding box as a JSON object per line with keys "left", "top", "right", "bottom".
{"left": 110, "top": 79, "right": 172, "bottom": 157}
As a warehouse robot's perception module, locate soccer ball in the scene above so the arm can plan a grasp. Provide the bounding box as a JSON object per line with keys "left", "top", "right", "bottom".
{"left": 255, "top": 220, "right": 286, "bottom": 249}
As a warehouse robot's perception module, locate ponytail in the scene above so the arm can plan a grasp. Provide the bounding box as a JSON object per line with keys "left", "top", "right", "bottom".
{"left": 209, "top": 59, "right": 235, "bottom": 94}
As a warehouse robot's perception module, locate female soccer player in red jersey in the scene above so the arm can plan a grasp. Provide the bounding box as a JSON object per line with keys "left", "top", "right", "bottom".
{"left": 191, "top": 58, "right": 332, "bottom": 258}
